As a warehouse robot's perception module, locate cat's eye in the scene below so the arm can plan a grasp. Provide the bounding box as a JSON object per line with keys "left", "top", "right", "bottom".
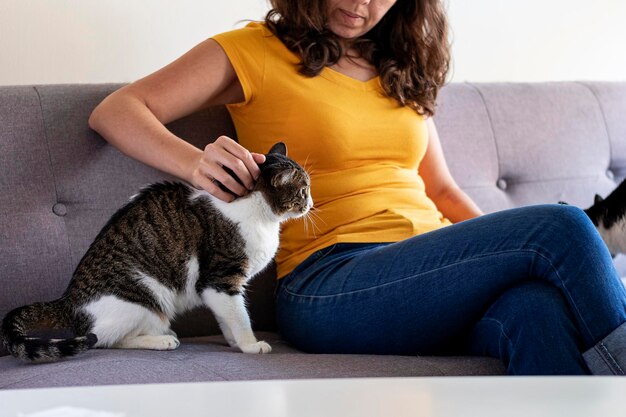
{"left": 299, "top": 187, "right": 307, "bottom": 198}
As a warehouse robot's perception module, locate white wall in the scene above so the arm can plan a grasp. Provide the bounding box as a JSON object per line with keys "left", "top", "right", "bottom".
{"left": 0, "top": 1, "right": 270, "bottom": 85}
{"left": 1, "top": 0, "right": 625, "bottom": 85}
{"left": 448, "top": 0, "right": 626, "bottom": 82}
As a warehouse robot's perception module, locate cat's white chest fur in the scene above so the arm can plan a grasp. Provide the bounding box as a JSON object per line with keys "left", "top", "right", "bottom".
{"left": 239, "top": 220, "right": 280, "bottom": 277}
{"left": 191, "top": 188, "right": 281, "bottom": 278}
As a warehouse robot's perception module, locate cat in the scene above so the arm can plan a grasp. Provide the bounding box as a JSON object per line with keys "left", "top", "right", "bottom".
{"left": 583, "top": 178, "right": 626, "bottom": 257}
{"left": 1, "top": 142, "right": 312, "bottom": 362}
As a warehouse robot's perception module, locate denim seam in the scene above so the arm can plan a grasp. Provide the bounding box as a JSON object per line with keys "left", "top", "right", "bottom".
{"left": 480, "top": 317, "right": 516, "bottom": 374}
{"left": 532, "top": 251, "right": 596, "bottom": 345}
{"left": 594, "top": 341, "right": 624, "bottom": 375}
{"left": 480, "top": 318, "right": 513, "bottom": 346}
{"left": 283, "top": 248, "right": 547, "bottom": 299}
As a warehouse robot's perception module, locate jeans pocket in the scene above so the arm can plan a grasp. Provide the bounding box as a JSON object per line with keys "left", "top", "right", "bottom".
{"left": 279, "top": 245, "right": 339, "bottom": 294}
{"left": 280, "top": 243, "right": 384, "bottom": 297}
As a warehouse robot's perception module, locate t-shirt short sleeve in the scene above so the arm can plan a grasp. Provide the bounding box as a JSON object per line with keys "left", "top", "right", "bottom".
{"left": 211, "top": 22, "right": 267, "bottom": 107}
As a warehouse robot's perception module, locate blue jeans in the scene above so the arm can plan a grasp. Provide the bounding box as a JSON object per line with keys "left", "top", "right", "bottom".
{"left": 275, "top": 205, "right": 626, "bottom": 375}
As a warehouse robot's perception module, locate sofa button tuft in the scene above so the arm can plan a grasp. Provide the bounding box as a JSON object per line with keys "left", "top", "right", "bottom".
{"left": 52, "top": 203, "right": 67, "bottom": 217}
{"left": 496, "top": 179, "right": 508, "bottom": 190}
{"left": 606, "top": 169, "right": 615, "bottom": 180}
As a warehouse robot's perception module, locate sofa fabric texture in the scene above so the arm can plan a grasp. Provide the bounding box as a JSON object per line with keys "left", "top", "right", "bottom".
{"left": 1, "top": 82, "right": 625, "bottom": 388}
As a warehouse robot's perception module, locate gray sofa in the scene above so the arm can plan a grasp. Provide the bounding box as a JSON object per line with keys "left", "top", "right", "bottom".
{"left": 1, "top": 82, "right": 625, "bottom": 389}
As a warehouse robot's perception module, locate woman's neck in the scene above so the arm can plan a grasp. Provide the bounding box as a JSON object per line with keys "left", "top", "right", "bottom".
{"left": 330, "top": 49, "right": 378, "bottom": 82}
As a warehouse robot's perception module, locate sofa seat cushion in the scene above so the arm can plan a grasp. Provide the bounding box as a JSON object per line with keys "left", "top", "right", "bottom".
{"left": 0, "top": 332, "right": 504, "bottom": 389}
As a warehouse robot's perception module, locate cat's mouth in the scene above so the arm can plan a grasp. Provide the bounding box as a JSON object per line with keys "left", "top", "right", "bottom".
{"left": 284, "top": 201, "right": 312, "bottom": 220}
{"left": 294, "top": 205, "right": 311, "bottom": 217}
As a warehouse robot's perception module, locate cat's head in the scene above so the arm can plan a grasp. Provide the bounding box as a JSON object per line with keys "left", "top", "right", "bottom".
{"left": 255, "top": 142, "right": 312, "bottom": 221}
{"left": 584, "top": 179, "right": 626, "bottom": 256}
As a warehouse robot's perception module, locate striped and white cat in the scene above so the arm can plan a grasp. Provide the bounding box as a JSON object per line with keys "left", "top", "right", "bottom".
{"left": 1, "top": 142, "right": 312, "bottom": 362}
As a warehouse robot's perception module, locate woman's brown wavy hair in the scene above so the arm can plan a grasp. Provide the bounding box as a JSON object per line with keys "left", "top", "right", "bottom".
{"left": 265, "top": 0, "right": 450, "bottom": 116}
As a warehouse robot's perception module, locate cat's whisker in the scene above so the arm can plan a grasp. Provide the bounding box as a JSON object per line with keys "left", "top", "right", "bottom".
{"left": 302, "top": 214, "right": 310, "bottom": 235}
{"left": 299, "top": 154, "right": 315, "bottom": 176}
{"left": 303, "top": 215, "right": 314, "bottom": 238}
{"left": 307, "top": 212, "right": 323, "bottom": 228}
{"left": 308, "top": 217, "right": 315, "bottom": 238}
{"left": 312, "top": 218, "right": 322, "bottom": 236}
{"left": 303, "top": 153, "right": 311, "bottom": 172}
{"left": 307, "top": 207, "right": 327, "bottom": 226}
{"left": 303, "top": 211, "right": 322, "bottom": 237}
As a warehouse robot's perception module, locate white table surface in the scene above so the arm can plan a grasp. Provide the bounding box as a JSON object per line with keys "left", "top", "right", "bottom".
{"left": 1, "top": 377, "right": 625, "bottom": 417}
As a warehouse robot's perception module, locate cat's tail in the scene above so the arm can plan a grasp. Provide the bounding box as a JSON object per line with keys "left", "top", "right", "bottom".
{"left": 1, "top": 298, "right": 97, "bottom": 362}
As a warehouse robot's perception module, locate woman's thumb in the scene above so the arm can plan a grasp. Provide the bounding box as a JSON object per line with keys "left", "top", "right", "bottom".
{"left": 252, "top": 153, "right": 266, "bottom": 164}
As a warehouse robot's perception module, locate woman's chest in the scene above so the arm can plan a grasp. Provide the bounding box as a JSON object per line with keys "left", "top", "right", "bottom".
{"left": 254, "top": 73, "right": 429, "bottom": 173}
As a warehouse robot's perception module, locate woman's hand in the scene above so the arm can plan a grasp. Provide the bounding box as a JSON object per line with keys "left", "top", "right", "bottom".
{"left": 190, "top": 136, "right": 266, "bottom": 202}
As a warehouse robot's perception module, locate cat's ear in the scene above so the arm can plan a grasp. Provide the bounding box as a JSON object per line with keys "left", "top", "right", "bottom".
{"left": 271, "top": 169, "right": 294, "bottom": 188}
{"left": 268, "top": 142, "right": 287, "bottom": 156}
{"left": 594, "top": 194, "right": 604, "bottom": 205}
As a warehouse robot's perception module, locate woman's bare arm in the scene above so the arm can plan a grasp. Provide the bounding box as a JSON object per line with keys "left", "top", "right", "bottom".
{"left": 88, "top": 39, "right": 264, "bottom": 202}
{"left": 420, "top": 118, "right": 484, "bottom": 223}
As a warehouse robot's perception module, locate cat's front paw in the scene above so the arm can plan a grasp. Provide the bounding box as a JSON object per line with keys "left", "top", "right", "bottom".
{"left": 158, "top": 335, "right": 181, "bottom": 350}
{"left": 239, "top": 341, "right": 272, "bottom": 354}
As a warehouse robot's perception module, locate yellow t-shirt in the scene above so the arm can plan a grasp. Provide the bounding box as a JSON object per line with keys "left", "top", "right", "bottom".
{"left": 212, "top": 22, "right": 451, "bottom": 278}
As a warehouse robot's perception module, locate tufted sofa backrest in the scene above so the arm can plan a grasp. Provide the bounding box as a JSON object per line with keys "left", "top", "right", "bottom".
{"left": 436, "top": 82, "right": 626, "bottom": 211}
{"left": 1, "top": 82, "right": 625, "bottom": 348}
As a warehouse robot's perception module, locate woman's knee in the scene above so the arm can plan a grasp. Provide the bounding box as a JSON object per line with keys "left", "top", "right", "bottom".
{"left": 519, "top": 204, "right": 608, "bottom": 262}
{"left": 540, "top": 204, "right": 600, "bottom": 240}
{"left": 530, "top": 204, "right": 598, "bottom": 241}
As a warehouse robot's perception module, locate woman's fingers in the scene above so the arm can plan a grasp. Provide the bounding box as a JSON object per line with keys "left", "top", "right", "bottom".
{"left": 209, "top": 161, "right": 248, "bottom": 196}
{"left": 217, "top": 136, "right": 263, "bottom": 183}
{"left": 213, "top": 150, "right": 255, "bottom": 191}
{"left": 192, "top": 167, "right": 236, "bottom": 203}
{"left": 192, "top": 136, "right": 263, "bottom": 202}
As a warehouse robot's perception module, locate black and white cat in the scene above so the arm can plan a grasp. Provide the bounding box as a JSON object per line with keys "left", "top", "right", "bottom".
{"left": 584, "top": 178, "right": 626, "bottom": 257}
{"left": 1, "top": 142, "right": 312, "bottom": 362}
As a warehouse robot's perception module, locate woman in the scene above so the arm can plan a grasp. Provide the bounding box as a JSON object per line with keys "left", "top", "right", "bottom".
{"left": 89, "top": 0, "right": 626, "bottom": 374}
